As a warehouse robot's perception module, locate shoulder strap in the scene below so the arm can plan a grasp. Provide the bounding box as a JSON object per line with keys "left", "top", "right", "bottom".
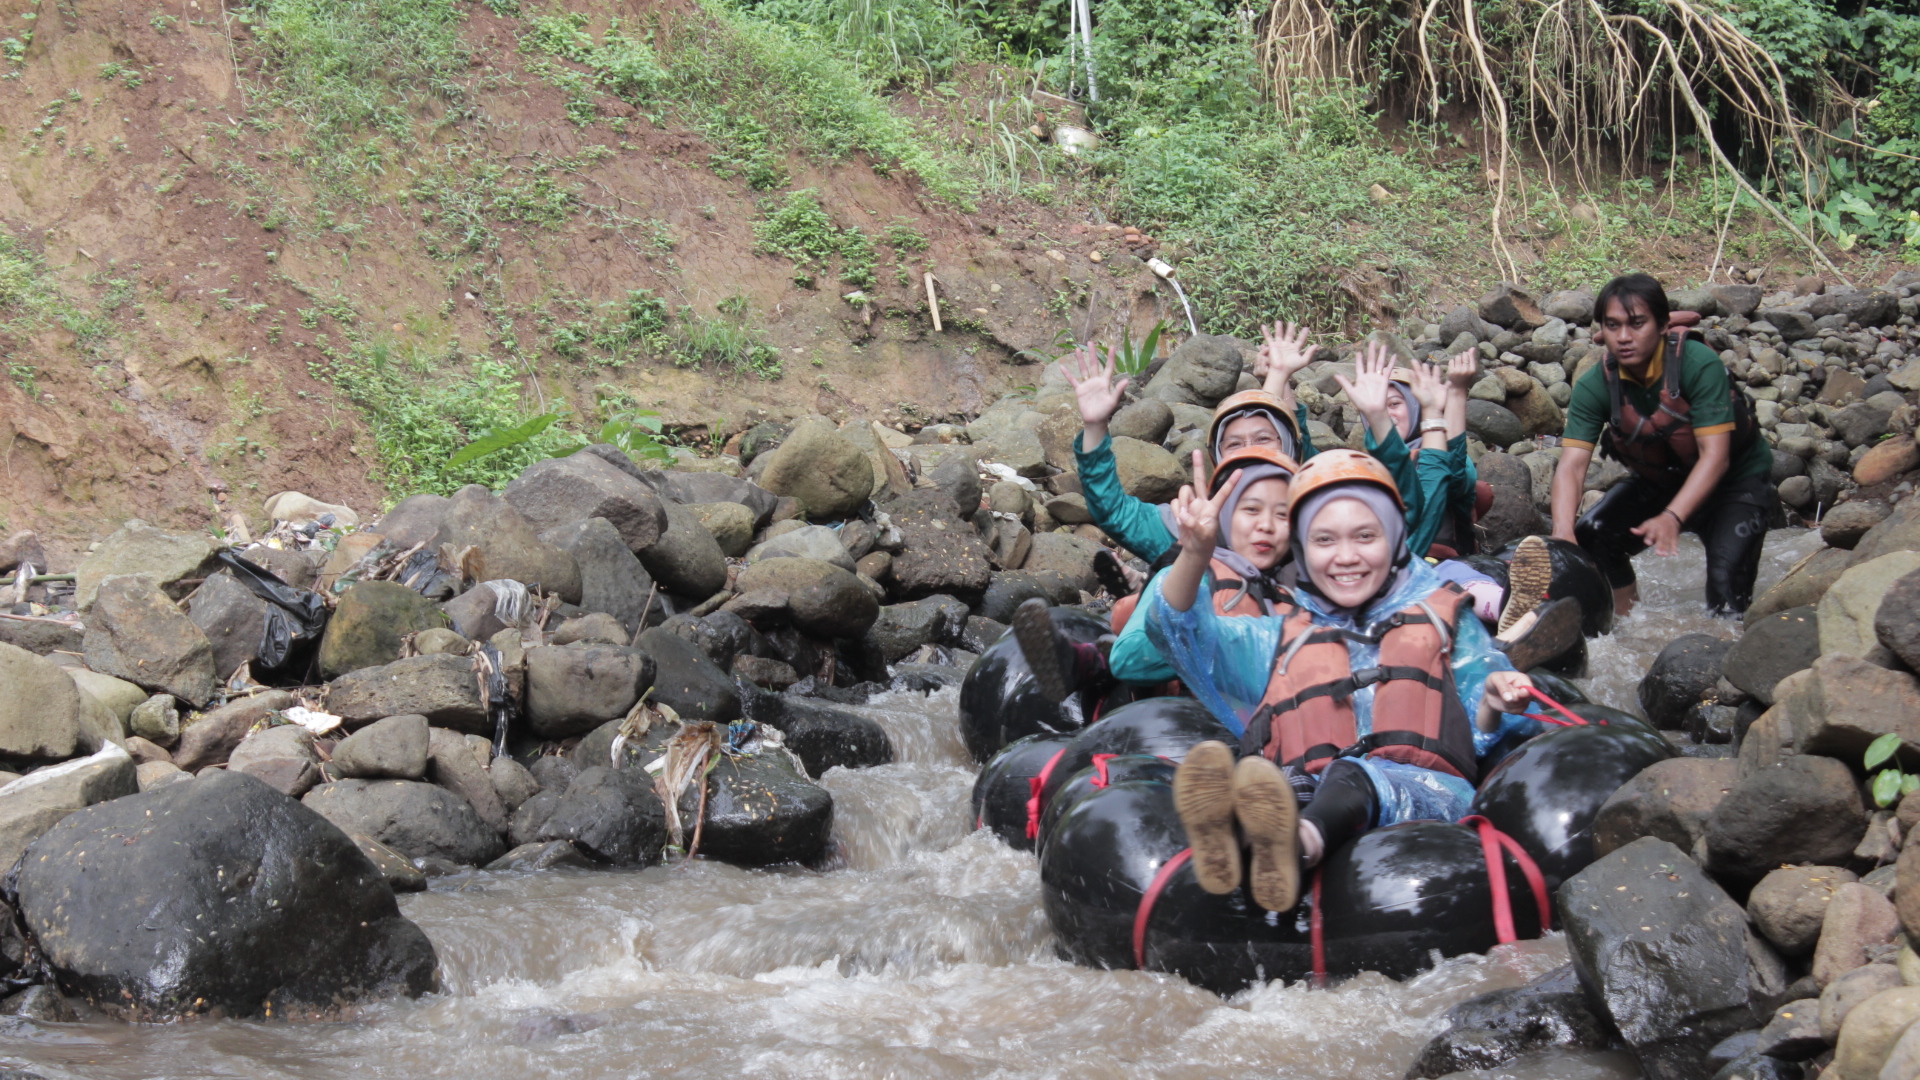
{"left": 1664, "top": 329, "right": 1688, "bottom": 398}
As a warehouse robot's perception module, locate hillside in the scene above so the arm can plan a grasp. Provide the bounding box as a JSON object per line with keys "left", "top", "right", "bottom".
{"left": 0, "top": 0, "right": 1903, "bottom": 563}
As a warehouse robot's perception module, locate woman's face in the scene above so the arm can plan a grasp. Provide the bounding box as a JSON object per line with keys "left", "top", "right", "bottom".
{"left": 1219, "top": 414, "right": 1282, "bottom": 455}
{"left": 1226, "top": 477, "right": 1290, "bottom": 570}
{"left": 1385, "top": 384, "right": 1413, "bottom": 440}
{"left": 1303, "top": 497, "right": 1393, "bottom": 608}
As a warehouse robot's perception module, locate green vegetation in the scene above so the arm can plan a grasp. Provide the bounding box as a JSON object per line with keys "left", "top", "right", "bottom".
{"left": 1866, "top": 732, "right": 1920, "bottom": 808}
{"left": 754, "top": 189, "right": 876, "bottom": 287}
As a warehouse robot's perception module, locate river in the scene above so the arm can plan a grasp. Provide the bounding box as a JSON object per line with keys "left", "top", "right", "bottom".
{"left": 0, "top": 528, "right": 1827, "bottom": 1079}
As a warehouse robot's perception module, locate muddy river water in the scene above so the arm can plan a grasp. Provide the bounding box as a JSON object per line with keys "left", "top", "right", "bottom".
{"left": 0, "top": 529, "right": 1827, "bottom": 1080}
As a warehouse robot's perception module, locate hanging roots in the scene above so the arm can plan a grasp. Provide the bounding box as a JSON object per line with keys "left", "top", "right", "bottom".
{"left": 1259, "top": 0, "right": 1869, "bottom": 283}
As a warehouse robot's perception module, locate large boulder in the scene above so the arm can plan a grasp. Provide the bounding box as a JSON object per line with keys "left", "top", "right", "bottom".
{"left": 1478, "top": 282, "right": 1547, "bottom": 330}
{"left": 331, "top": 714, "right": 430, "bottom": 780}
{"left": 1022, "top": 532, "right": 1103, "bottom": 595}
{"left": 1404, "top": 965, "right": 1610, "bottom": 1078}
{"left": 1725, "top": 607, "right": 1820, "bottom": 706}
{"left": 1878, "top": 567, "right": 1920, "bottom": 673}
{"left": 226, "top": 724, "right": 322, "bottom": 798}
{"left": 743, "top": 692, "right": 893, "bottom": 776}
{"left": 370, "top": 493, "right": 451, "bottom": 548}
{"left": 756, "top": 419, "right": 874, "bottom": 521}
{"left": 888, "top": 521, "right": 994, "bottom": 604}
{"left": 675, "top": 749, "right": 833, "bottom": 866}
{"left": 1542, "top": 290, "right": 1596, "bottom": 324}
{"left": 0, "top": 744, "right": 138, "bottom": 870}
{"left": 1855, "top": 498, "right": 1920, "bottom": 562}
{"left": 1749, "top": 546, "right": 1860, "bottom": 621}
{"left": 535, "top": 766, "right": 666, "bottom": 866}
{"left": 425, "top": 727, "right": 508, "bottom": 835}
{"left": 1639, "top": 634, "right": 1731, "bottom": 730}
{"left": 430, "top": 485, "right": 582, "bottom": 603}
{"left": 501, "top": 453, "right": 668, "bottom": 553}
{"left": 1108, "top": 437, "right": 1185, "bottom": 503}
{"left": 318, "top": 580, "right": 449, "bottom": 679}
{"left": 523, "top": 644, "right": 653, "bottom": 739}
{"left": 1506, "top": 381, "right": 1564, "bottom": 437}
{"left": 1771, "top": 654, "right": 1920, "bottom": 762}
{"left": 1466, "top": 399, "right": 1527, "bottom": 448}
{"left": 1749, "top": 866, "right": 1858, "bottom": 956}
{"left": 0, "top": 643, "right": 87, "bottom": 761}
{"left": 1819, "top": 551, "right": 1920, "bottom": 659}
{"left": 74, "top": 519, "right": 217, "bottom": 610}
{"left": 184, "top": 571, "right": 275, "bottom": 681}
{"left": 689, "top": 502, "right": 756, "bottom": 557}
{"left": 1592, "top": 757, "right": 1738, "bottom": 858}
{"left": 171, "top": 690, "right": 296, "bottom": 772}
{"left": 15, "top": 769, "right": 435, "bottom": 1020}
{"left": 1705, "top": 755, "right": 1868, "bottom": 888}
{"left": 1141, "top": 334, "right": 1243, "bottom": 407}
{"left": 82, "top": 576, "right": 217, "bottom": 707}
{"left": 637, "top": 467, "right": 781, "bottom": 526}
{"left": 302, "top": 779, "right": 505, "bottom": 865}
{"left": 636, "top": 502, "right": 728, "bottom": 599}
{"left": 539, "top": 517, "right": 657, "bottom": 635}
{"left": 1560, "top": 837, "right": 1757, "bottom": 1080}
{"left": 634, "top": 627, "right": 740, "bottom": 722}
{"left": 324, "top": 654, "right": 489, "bottom": 734}
{"left": 1812, "top": 882, "right": 1902, "bottom": 987}
{"left": 734, "top": 558, "right": 878, "bottom": 640}
{"left": 863, "top": 595, "right": 968, "bottom": 664}
{"left": 745, "top": 525, "right": 858, "bottom": 573}
{"left": 1808, "top": 288, "right": 1898, "bottom": 328}
{"left": 1835, "top": 986, "right": 1920, "bottom": 1080}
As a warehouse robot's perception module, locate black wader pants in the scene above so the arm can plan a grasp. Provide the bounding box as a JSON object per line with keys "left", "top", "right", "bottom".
{"left": 1574, "top": 470, "right": 1776, "bottom": 616}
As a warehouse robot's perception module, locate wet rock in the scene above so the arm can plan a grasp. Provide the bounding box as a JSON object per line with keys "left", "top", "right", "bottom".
{"left": 1705, "top": 755, "right": 1868, "bottom": 888}
{"left": 227, "top": 724, "right": 321, "bottom": 798}
{"left": 318, "top": 580, "right": 449, "bottom": 679}
{"left": 1560, "top": 837, "right": 1756, "bottom": 1080}
{"left": 426, "top": 727, "right": 508, "bottom": 834}
{"left": 977, "top": 572, "right": 1052, "bottom": 623}
{"left": 507, "top": 789, "right": 560, "bottom": 848}
{"left": 677, "top": 749, "right": 833, "bottom": 866}
{"left": 863, "top": 595, "right": 968, "bottom": 665}
{"left": 743, "top": 692, "right": 892, "bottom": 776}
{"left": 431, "top": 485, "right": 582, "bottom": 603}
{"left": 15, "top": 770, "right": 435, "bottom": 1020}
{"left": 489, "top": 756, "right": 540, "bottom": 814}
{"left": 0, "top": 745, "right": 138, "bottom": 870}
{"left": 74, "top": 519, "right": 217, "bottom": 610}
{"left": 1754, "top": 998, "right": 1825, "bottom": 1060}
{"left": 524, "top": 644, "right": 653, "bottom": 740}
{"left": 550, "top": 612, "right": 628, "bottom": 647}
{"left": 1774, "top": 655, "right": 1920, "bottom": 762}
{"left": 1750, "top": 866, "right": 1858, "bottom": 955}
{"left": 1478, "top": 282, "right": 1547, "bottom": 330}
{"left": 184, "top": 571, "right": 274, "bottom": 681}
{"left": 634, "top": 627, "right": 740, "bottom": 722}
{"left": 1404, "top": 964, "right": 1610, "bottom": 1078}
{"left": 324, "top": 654, "right": 488, "bottom": 734}
{"left": 1821, "top": 964, "right": 1903, "bottom": 1041}
{"left": 170, "top": 690, "right": 296, "bottom": 773}
{"left": 1593, "top": 757, "right": 1738, "bottom": 858}
{"left": 1876, "top": 568, "right": 1920, "bottom": 673}
{"left": 757, "top": 419, "right": 874, "bottom": 521}
{"left": 637, "top": 502, "right": 729, "bottom": 599}
{"left": 1141, "top": 334, "right": 1243, "bottom": 407}
{"left": 535, "top": 766, "right": 667, "bottom": 866}
{"left": 0, "top": 643, "right": 86, "bottom": 761}
{"left": 1640, "top": 634, "right": 1732, "bottom": 729}
{"left": 351, "top": 834, "right": 426, "bottom": 893}
{"left": 82, "top": 576, "right": 217, "bottom": 708}
{"left": 303, "top": 778, "right": 505, "bottom": 865}
{"left": 1725, "top": 607, "right": 1820, "bottom": 705}
{"left": 962, "top": 615, "right": 1008, "bottom": 653}
{"left": 733, "top": 654, "right": 799, "bottom": 689}
{"left": 486, "top": 840, "right": 591, "bottom": 872}
{"left": 1835, "top": 986, "right": 1920, "bottom": 1079}
{"left": 332, "top": 714, "right": 429, "bottom": 780}
{"left": 501, "top": 453, "right": 668, "bottom": 553}
{"left": 0, "top": 985, "right": 76, "bottom": 1024}
{"left": 734, "top": 558, "right": 878, "bottom": 639}
{"left": 1813, "top": 882, "right": 1902, "bottom": 987}
{"left": 745, "top": 524, "right": 858, "bottom": 572}
{"left": 1109, "top": 437, "right": 1184, "bottom": 503}
{"left": 1820, "top": 552, "right": 1920, "bottom": 659}
{"left": 539, "top": 518, "right": 658, "bottom": 636}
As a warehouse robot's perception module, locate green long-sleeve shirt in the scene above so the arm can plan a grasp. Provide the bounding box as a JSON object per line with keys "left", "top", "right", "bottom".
{"left": 1363, "top": 427, "right": 1478, "bottom": 559}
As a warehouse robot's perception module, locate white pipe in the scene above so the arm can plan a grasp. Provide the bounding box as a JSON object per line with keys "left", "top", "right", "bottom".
{"left": 1078, "top": 0, "right": 1099, "bottom": 102}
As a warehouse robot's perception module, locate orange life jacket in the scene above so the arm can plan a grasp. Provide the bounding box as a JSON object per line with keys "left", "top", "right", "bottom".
{"left": 1602, "top": 329, "right": 1758, "bottom": 487}
{"left": 1240, "top": 581, "right": 1478, "bottom": 784}
{"left": 1106, "top": 556, "right": 1277, "bottom": 633}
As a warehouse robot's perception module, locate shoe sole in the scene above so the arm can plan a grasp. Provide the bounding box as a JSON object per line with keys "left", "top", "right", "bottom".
{"left": 1092, "top": 550, "right": 1132, "bottom": 598}
{"left": 1499, "top": 536, "right": 1553, "bottom": 636}
{"left": 1011, "top": 599, "right": 1073, "bottom": 704}
{"left": 1502, "top": 596, "right": 1583, "bottom": 673}
{"left": 1233, "top": 755, "right": 1299, "bottom": 912}
{"left": 1173, "top": 741, "right": 1240, "bottom": 896}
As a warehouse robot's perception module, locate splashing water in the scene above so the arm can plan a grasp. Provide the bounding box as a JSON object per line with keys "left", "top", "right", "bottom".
{"left": 0, "top": 536, "right": 1812, "bottom": 1078}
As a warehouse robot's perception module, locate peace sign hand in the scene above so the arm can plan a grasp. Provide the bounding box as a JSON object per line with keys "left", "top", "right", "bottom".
{"left": 1170, "top": 449, "right": 1231, "bottom": 554}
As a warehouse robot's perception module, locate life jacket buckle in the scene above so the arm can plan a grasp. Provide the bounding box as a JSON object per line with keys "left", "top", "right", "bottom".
{"left": 1349, "top": 666, "right": 1382, "bottom": 689}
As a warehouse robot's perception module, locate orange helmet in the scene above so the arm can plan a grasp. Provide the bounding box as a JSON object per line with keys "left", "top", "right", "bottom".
{"left": 1208, "top": 444, "right": 1300, "bottom": 496}
{"left": 1286, "top": 448, "right": 1404, "bottom": 513}
{"left": 1208, "top": 390, "right": 1301, "bottom": 459}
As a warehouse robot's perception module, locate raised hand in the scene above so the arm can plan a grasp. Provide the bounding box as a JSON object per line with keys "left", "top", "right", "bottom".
{"left": 1446, "top": 350, "right": 1479, "bottom": 390}
{"left": 1258, "top": 321, "right": 1314, "bottom": 396}
{"left": 1170, "top": 449, "right": 1231, "bottom": 554}
{"left": 1334, "top": 340, "right": 1395, "bottom": 439}
{"left": 1406, "top": 359, "right": 1448, "bottom": 414}
{"left": 1060, "top": 344, "right": 1129, "bottom": 435}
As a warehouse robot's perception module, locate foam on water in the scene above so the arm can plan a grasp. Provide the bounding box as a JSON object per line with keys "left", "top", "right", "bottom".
{"left": 0, "top": 534, "right": 1809, "bottom": 1078}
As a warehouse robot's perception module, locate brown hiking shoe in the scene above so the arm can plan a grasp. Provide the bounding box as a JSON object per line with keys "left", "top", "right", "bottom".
{"left": 1499, "top": 535, "right": 1553, "bottom": 636}
{"left": 1011, "top": 598, "right": 1074, "bottom": 704}
{"left": 1498, "top": 596, "right": 1583, "bottom": 673}
{"left": 1233, "top": 754, "right": 1300, "bottom": 912}
{"left": 1173, "top": 741, "right": 1241, "bottom": 895}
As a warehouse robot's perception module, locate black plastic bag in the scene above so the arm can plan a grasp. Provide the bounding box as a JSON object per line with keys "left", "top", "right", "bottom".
{"left": 213, "top": 550, "right": 329, "bottom": 673}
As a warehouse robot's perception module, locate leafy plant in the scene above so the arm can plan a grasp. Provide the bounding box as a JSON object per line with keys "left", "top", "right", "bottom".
{"left": 1865, "top": 733, "right": 1920, "bottom": 809}
{"left": 1103, "top": 320, "right": 1167, "bottom": 377}
{"left": 448, "top": 407, "right": 673, "bottom": 468}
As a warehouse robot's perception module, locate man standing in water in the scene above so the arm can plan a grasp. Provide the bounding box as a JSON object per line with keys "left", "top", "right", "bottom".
{"left": 1549, "top": 273, "right": 1774, "bottom": 617}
